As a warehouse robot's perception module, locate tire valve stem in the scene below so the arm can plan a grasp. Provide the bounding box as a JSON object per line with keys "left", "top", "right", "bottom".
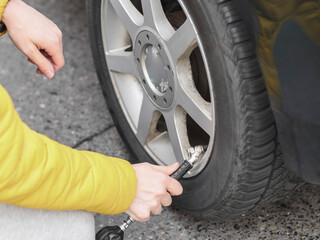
{"left": 170, "top": 145, "right": 207, "bottom": 180}
{"left": 95, "top": 145, "right": 207, "bottom": 240}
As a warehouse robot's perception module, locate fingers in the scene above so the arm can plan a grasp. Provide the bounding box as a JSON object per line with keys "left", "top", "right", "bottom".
{"left": 161, "top": 193, "right": 172, "bottom": 207}
{"left": 129, "top": 162, "right": 183, "bottom": 222}
{"left": 151, "top": 203, "right": 162, "bottom": 215}
{"left": 138, "top": 162, "right": 183, "bottom": 196}
{"left": 149, "top": 162, "right": 180, "bottom": 175}
{"left": 26, "top": 45, "right": 55, "bottom": 79}
{"left": 126, "top": 209, "right": 149, "bottom": 222}
{"left": 44, "top": 35, "right": 65, "bottom": 72}
{"left": 126, "top": 207, "right": 150, "bottom": 222}
{"left": 127, "top": 197, "right": 167, "bottom": 222}
{"left": 28, "top": 46, "right": 65, "bottom": 78}
{"left": 3, "top": 0, "right": 65, "bottom": 78}
{"left": 166, "top": 177, "right": 183, "bottom": 196}
{"left": 148, "top": 163, "right": 183, "bottom": 196}
{"left": 28, "top": 47, "right": 65, "bottom": 77}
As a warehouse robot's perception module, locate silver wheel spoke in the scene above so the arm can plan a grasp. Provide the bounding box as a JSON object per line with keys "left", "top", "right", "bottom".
{"left": 141, "top": 0, "right": 175, "bottom": 39}
{"left": 164, "top": 109, "right": 190, "bottom": 162}
{"left": 148, "top": 132, "right": 177, "bottom": 166}
{"left": 106, "top": 50, "right": 138, "bottom": 78}
{"left": 178, "top": 87, "right": 213, "bottom": 136}
{"left": 167, "top": 18, "right": 197, "bottom": 64}
{"left": 110, "top": 0, "right": 143, "bottom": 38}
{"left": 102, "top": 0, "right": 215, "bottom": 174}
{"left": 114, "top": 74, "right": 143, "bottom": 128}
{"left": 136, "top": 95, "right": 157, "bottom": 145}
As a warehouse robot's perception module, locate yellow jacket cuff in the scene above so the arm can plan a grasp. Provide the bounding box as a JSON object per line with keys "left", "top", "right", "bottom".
{"left": 0, "top": 0, "right": 9, "bottom": 36}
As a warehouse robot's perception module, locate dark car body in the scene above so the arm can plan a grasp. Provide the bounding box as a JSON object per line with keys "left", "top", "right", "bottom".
{"left": 237, "top": 0, "right": 320, "bottom": 183}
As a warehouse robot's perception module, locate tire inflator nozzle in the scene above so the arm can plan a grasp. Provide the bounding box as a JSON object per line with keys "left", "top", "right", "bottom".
{"left": 96, "top": 145, "right": 208, "bottom": 240}
{"left": 170, "top": 145, "right": 207, "bottom": 180}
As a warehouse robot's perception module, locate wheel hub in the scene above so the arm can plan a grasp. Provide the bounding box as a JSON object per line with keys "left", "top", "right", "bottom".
{"left": 134, "top": 31, "right": 174, "bottom": 108}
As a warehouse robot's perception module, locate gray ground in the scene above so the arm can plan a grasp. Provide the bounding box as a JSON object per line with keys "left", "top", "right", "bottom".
{"left": 1, "top": 0, "right": 320, "bottom": 239}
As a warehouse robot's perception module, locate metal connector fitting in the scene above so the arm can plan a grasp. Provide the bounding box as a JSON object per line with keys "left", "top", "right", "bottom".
{"left": 119, "top": 217, "right": 134, "bottom": 231}
{"left": 186, "top": 145, "right": 207, "bottom": 165}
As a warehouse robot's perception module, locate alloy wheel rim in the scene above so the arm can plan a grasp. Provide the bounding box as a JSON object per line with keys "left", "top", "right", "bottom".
{"left": 100, "top": 0, "right": 215, "bottom": 177}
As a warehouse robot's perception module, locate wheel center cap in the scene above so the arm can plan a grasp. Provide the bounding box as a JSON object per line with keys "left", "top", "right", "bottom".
{"left": 134, "top": 31, "right": 174, "bottom": 108}
{"left": 145, "top": 45, "right": 169, "bottom": 93}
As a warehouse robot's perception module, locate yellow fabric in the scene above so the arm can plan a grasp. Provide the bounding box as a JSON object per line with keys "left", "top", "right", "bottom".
{"left": 0, "top": 0, "right": 9, "bottom": 36}
{"left": 0, "top": 0, "right": 8, "bottom": 20}
{"left": 0, "top": 84, "right": 137, "bottom": 214}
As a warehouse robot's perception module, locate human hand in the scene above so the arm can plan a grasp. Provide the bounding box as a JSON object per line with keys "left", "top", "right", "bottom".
{"left": 2, "top": 0, "right": 64, "bottom": 79}
{"left": 127, "top": 162, "right": 183, "bottom": 222}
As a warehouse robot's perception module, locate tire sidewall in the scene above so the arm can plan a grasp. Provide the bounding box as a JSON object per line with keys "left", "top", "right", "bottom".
{"left": 87, "top": 0, "right": 249, "bottom": 215}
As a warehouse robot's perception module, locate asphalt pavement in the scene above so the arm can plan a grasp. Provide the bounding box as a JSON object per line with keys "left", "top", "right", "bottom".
{"left": 1, "top": 0, "right": 320, "bottom": 239}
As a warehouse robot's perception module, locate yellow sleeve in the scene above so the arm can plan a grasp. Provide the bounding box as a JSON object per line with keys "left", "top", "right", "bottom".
{"left": 0, "top": 85, "right": 137, "bottom": 214}
{"left": 0, "top": 0, "right": 9, "bottom": 36}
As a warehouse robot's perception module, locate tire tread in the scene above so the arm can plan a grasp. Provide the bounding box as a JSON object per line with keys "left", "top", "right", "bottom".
{"left": 198, "top": 0, "right": 300, "bottom": 218}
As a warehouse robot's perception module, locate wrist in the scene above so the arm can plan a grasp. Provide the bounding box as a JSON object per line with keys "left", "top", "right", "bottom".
{"left": 0, "top": 0, "right": 10, "bottom": 35}
{"left": 1, "top": 0, "right": 14, "bottom": 25}
{"left": 1, "top": 0, "right": 19, "bottom": 36}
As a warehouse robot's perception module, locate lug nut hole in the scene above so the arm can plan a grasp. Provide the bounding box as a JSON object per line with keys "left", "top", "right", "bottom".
{"left": 158, "top": 44, "right": 161, "bottom": 50}
{"left": 146, "top": 34, "right": 150, "bottom": 40}
{"left": 137, "top": 58, "right": 140, "bottom": 63}
{"left": 138, "top": 40, "right": 141, "bottom": 45}
{"left": 169, "top": 87, "right": 173, "bottom": 92}
{"left": 153, "top": 95, "right": 156, "bottom": 101}
{"left": 164, "top": 98, "right": 167, "bottom": 104}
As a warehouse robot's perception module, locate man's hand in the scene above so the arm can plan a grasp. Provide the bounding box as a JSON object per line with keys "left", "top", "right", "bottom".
{"left": 127, "top": 162, "right": 183, "bottom": 222}
{"left": 2, "top": 0, "right": 64, "bottom": 79}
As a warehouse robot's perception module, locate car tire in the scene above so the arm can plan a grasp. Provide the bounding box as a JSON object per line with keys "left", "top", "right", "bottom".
{"left": 87, "top": 0, "right": 298, "bottom": 219}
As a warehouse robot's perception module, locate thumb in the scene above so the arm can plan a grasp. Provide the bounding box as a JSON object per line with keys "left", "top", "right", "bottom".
{"left": 126, "top": 209, "right": 149, "bottom": 222}
{"left": 150, "top": 162, "right": 180, "bottom": 175}
{"left": 27, "top": 46, "right": 55, "bottom": 79}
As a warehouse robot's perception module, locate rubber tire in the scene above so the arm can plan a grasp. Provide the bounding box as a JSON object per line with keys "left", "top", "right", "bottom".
{"left": 87, "top": 0, "right": 296, "bottom": 219}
